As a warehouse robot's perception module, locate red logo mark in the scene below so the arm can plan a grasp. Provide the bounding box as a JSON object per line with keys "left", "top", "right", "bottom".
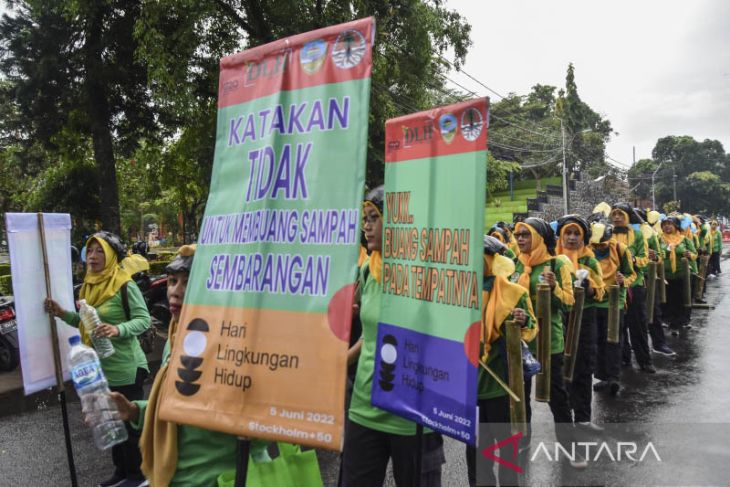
{"left": 480, "top": 432, "right": 524, "bottom": 474}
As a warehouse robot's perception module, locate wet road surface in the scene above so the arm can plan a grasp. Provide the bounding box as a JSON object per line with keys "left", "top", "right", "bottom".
{"left": 2, "top": 252, "right": 729, "bottom": 486}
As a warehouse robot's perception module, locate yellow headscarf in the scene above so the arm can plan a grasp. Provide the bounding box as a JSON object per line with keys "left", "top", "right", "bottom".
{"left": 363, "top": 201, "right": 383, "bottom": 283}
{"left": 78, "top": 236, "right": 131, "bottom": 345}
{"left": 140, "top": 244, "right": 196, "bottom": 486}
{"left": 514, "top": 222, "right": 552, "bottom": 291}
{"left": 556, "top": 223, "right": 605, "bottom": 301}
{"left": 661, "top": 225, "right": 684, "bottom": 273}
{"left": 481, "top": 254, "right": 537, "bottom": 362}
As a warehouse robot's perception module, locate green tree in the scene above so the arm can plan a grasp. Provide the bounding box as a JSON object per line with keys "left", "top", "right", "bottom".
{"left": 134, "top": 0, "right": 472, "bottom": 189}
{"left": 651, "top": 135, "right": 730, "bottom": 212}
{"left": 1, "top": 0, "right": 159, "bottom": 234}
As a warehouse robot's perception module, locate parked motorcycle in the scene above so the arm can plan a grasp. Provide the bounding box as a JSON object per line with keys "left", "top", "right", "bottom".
{"left": 0, "top": 296, "right": 19, "bottom": 372}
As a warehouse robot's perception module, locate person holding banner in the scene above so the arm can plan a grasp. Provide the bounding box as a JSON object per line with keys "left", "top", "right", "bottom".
{"left": 106, "top": 245, "right": 270, "bottom": 486}
{"left": 45, "top": 232, "right": 151, "bottom": 487}
{"left": 511, "top": 218, "right": 583, "bottom": 467}
{"left": 466, "top": 235, "right": 537, "bottom": 487}
{"left": 659, "top": 216, "right": 697, "bottom": 334}
{"left": 342, "top": 187, "right": 445, "bottom": 487}
{"left": 589, "top": 222, "right": 636, "bottom": 396}
{"left": 555, "top": 215, "right": 605, "bottom": 431}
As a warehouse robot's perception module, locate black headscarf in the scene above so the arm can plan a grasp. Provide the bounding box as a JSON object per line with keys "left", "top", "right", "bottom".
{"left": 556, "top": 214, "right": 591, "bottom": 246}
{"left": 523, "top": 217, "right": 556, "bottom": 256}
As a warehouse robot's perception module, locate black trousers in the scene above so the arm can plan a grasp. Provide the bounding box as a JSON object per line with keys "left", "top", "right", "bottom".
{"left": 466, "top": 396, "right": 518, "bottom": 487}
{"left": 109, "top": 368, "right": 147, "bottom": 480}
{"left": 624, "top": 285, "right": 652, "bottom": 366}
{"left": 341, "top": 419, "right": 444, "bottom": 487}
{"left": 524, "top": 352, "right": 573, "bottom": 447}
{"left": 662, "top": 278, "right": 688, "bottom": 328}
{"left": 648, "top": 279, "right": 667, "bottom": 348}
{"left": 595, "top": 307, "right": 625, "bottom": 382}
{"left": 566, "top": 307, "right": 597, "bottom": 423}
{"left": 709, "top": 251, "right": 721, "bottom": 275}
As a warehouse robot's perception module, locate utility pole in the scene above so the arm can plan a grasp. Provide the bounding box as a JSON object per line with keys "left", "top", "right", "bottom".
{"left": 561, "top": 119, "right": 569, "bottom": 214}
{"left": 651, "top": 162, "right": 663, "bottom": 210}
{"left": 673, "top": 170, "right": 678, "bottom": 202}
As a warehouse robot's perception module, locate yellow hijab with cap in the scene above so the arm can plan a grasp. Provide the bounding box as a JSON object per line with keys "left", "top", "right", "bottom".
{"left": 78, "top": 236, "right": 131, "bottom": 345}
{"left": 514, "top": 222, "right": 552, "bottom": 291}
{"left": 556, "top": 223, "right": 605, "bottom": 301}
{"left": 140, "top": 244, "right": 195, "bottom": 486}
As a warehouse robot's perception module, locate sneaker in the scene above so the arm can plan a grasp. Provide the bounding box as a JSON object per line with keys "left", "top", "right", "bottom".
{"left": 99, "top": 474, "right": 126, "bottom": 487}
{"left": 670, "top": 330, "right": 680, "bottom": 337}
{"left": 593, "top": 380, "right": 610, "bottom": 392}
{"left": 684, "top": 324, "right": 693, "bottom": 329}
{"left": 577, "top": 421, "right": 605, "bottom": 432}
{"left": 609, "top": 381, "right": 621, "bottom": 396}
{"left": 653, "top": 344, "right": 676, "bottom": 356}
{"left": 694, "top": 298, "right": 707, "bottom": 304}
{"left": 568, "top": 452, "right": 589, "bottom": 469}
{"left": 639, "top": 364, "right": 657, "bottom": 374}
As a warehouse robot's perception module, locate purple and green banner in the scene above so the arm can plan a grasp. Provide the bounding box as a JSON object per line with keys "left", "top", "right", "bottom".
{"left": 372, "top": 99, "right": 489, "bottom": 445}
{"left": 159, "top": 18, "right": 374, "bottom": 451}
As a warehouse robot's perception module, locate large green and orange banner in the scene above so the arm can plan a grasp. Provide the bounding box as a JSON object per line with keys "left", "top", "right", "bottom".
{"left": 159, "top": 18, "right": 374, "bottom": 451}
{"left": 372, "top": 99, "right": 488, "bottom": 445}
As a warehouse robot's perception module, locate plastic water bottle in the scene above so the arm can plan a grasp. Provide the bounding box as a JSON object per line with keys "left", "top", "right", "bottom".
{"left": 78, "top": 299, "right": 115, "bottom": 358}
{"left": 67, "top": 335, "right": 128, "bottom": 450}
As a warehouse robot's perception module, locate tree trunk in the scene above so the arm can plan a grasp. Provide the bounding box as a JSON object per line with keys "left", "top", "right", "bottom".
{"left": 84, "top": 6, "right": 121, "bottom": 236}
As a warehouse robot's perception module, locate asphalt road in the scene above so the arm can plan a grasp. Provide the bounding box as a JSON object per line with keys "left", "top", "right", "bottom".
{"left": 1, "top": 251, "right": 729, "bottom": 486}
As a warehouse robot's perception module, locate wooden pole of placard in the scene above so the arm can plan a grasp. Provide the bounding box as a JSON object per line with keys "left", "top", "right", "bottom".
{"left": 38, "top": 213, "right": 78, "bottom": 487}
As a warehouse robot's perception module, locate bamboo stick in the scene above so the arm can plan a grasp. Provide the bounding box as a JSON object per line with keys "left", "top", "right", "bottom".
{"left": 535, "top": 283, "right": 551, "bottom": 403}
{"left": 563, "top": 286, "right": 585, "bottom": 382}
{"left": 682, "top": 257, "right": 692, "bottom": 308}
{"left": 505, "top": 321, "right": 527, "bottom": 435}
{"left": 646, "top": 261, "right": 657, "bottom": 324}
{"left": 658, "top": 261, "right": 667, "bottom": 304}
{"left": 607, "top": 285, "right": 620, "bottom": 344}
{"left": 696, "top": 255, "right": 710, "bottom": 300}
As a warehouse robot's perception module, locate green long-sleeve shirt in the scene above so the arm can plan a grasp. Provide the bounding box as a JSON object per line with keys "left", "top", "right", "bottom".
{"left": 615, "top": 227, "right": 647, "bottom": 287}
{"left": 592, "top": 242, "right": 635, "bottom": 310}
{"left": 62, "top": 282, "right": 149, "bottom": 386}
{"left": 712, "top": 232, "right": 723, "bottom": 253}
{"left": 513, "top": 257, "right": 574, "bottom": 354}
{"left": 478, "top": 283, "right": 535, "bottom": 400}
{"left": 661, "top": 236, "right": 697, "bottom": 281}
{"left": 131, "top": 341, "right": 239, "bottom": 487}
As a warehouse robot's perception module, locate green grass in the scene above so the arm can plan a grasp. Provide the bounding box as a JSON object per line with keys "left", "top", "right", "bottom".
{"left": 482, "top": 177, "right": 560, "bottom": 228}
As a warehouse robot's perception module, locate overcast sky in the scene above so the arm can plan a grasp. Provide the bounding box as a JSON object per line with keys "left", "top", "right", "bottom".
{"left": 446, "top": 0, "right": 730, "bottom": 168}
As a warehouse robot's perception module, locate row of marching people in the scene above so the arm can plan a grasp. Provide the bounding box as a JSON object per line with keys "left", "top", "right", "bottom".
{"left": 469, "top": 203, "right": 723, "bottom": 485}
{"left": 344, "top": 186, "right": 723, "bottom": 486}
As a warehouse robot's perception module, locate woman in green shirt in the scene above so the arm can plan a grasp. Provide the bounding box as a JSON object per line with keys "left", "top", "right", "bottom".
{"left": 46, "top": 232, "right": 150, "bottom": 487}
{"left": 660, "top": 216, "right": 697, "bottom": 332}
{"left": 342, "top": 186, "right": 444, "bottom": 487}
{"left": 512, "top": 218, "right": 585, "bottom": 468}
{"left": 108, "top": 245, "right": 269, "bottom": 486}
{"left": 465, "top": 235, "right": 536, "bottom": 487}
